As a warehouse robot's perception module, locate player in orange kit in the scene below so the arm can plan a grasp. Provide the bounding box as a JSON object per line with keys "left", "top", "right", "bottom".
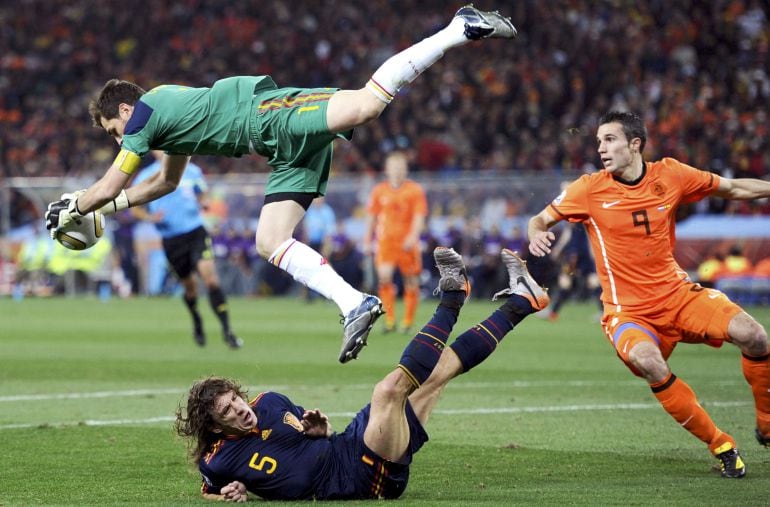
{"left": 528, "top": 111, "right": 770, "bottom": 478}
{"left": 364, "top": 151, "right": 428, "bottom": 333}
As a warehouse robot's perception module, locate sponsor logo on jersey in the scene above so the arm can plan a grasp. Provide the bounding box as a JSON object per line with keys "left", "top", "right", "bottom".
{"left": 553, "top": 190, "right": 566, "bottom": 205}
{"left": 602, "top": 200, "right": 622, "bottom": 208}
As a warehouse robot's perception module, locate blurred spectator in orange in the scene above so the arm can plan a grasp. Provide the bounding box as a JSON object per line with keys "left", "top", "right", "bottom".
{"left": 754, "top": 257, "right": 770, "bottom": 279}
{"left": 715, "top": 245, "right": 753, "bottom": 280}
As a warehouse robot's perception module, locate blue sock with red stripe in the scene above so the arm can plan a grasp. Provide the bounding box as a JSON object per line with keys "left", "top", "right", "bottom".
{"left": 449, "top": 309, "right": 515, "bottom": 372}
{"left": 397, "top": 292, "right": 464, "bottom": 387}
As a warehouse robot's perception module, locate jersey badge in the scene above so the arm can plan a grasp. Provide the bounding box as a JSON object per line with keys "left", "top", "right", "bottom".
{"left": 652, "top": 182, "right": 666, "bottom": 196}
{"left": 283, "top": 412, "right": 304, "bottom": 432}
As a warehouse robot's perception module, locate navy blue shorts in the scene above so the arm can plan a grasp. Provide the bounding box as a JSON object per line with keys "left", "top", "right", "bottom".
{"left": 320, "top": 401, "right": 429, "bottom": 500}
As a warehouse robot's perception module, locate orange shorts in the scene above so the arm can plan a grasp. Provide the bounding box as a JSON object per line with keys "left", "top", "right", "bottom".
{"left": 375, "top": 243, "right": 422, "bottom": 277}
{"left": 601, "top": 283, "right": 742, "bottom": 377}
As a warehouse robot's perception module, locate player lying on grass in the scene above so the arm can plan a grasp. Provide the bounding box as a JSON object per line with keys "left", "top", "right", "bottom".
{"left": 175, "top": 247, "right": 549, "bottom": 501}
{"left": 44, "top": 5, "right": 516, "bottom": 364}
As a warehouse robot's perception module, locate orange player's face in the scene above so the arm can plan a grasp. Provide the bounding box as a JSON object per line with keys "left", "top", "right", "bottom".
{"left": 385, "top": 155, "right": 408, "bottom": 187}
{"left": 99, "top": 103, "right": 134, "bottom": 146}
{"left": 211, "top": 390, "right": 257, "bottom": 435}
{"left": 596, "top": 121, "right": 640, "bottom": 179}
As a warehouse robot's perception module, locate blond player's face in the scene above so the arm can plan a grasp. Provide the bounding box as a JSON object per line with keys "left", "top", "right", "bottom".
{"left": 596, "top": 122, "right": 635, "bottom": 175}
{"left": 385, "top": 156, "right": 408, "bottom": 187}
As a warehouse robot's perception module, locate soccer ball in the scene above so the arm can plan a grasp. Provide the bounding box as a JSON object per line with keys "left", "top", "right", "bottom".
{"left": 55, "top": 211, "right": 106, "bottom": 250}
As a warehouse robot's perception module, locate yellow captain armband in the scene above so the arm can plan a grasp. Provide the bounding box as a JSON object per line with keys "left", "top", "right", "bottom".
{"left": 113, "top": 149, "right": 141, "bottom": 175}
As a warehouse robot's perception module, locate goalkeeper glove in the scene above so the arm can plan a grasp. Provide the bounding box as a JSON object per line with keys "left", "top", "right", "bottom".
{"left": 45, "top": 197, "right": 84, "bottom": 239}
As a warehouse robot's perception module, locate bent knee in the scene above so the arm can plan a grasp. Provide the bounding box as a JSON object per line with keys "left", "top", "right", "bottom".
{"left": 254, "top": 232, "right": 286, "bottom": 260}
{"left": 729, "top": 312, "right": 768, "bottom": 349}
{"left": 372, "top": 371, "right": 413, "bottom": 405}
{"left": 627, "top": 343, "right": 668, "bottom": 380}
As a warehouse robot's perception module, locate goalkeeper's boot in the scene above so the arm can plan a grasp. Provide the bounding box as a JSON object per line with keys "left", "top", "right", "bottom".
{"left": 756, "top": 428, "right": 770, "bottom": 448}
{"left": 714, "top": 444, "right": 746, "bottom": 478}
{"left": 433, "top": 247, "right": 470, "bottom": 296}
{"left": 493, "top": 249, "right": 550, "bottom": 311}
{"left": 454, "top": 4, "right": 517, "bottom": 40}
{"left": 339, "top": 295, "right": 384, "bottom": 363}
{"left": 224, "top": 331, "right": 243, "bottom": 350}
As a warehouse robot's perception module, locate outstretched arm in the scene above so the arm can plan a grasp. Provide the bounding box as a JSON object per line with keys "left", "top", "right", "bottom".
{"left": 75, "top": 153, "right": 188, "bottom": 214}
{"left": 528, "top": 208, "right": 561, "bottom": 257}
{"left": 713, "top": 177, "right": 770, "bottom": 200}
{"left": 123, "top": 154, "right": 189, "bottom": 207}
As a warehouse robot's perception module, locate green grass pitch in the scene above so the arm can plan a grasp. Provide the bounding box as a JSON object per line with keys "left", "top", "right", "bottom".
{"left": 1, "top": 296, "right": 768, "bottom": 505}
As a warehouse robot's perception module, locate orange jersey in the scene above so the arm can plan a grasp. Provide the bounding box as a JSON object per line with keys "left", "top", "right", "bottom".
{"left": 367, "top": 179, "right": 428, "bottom": 244}
{"left": 547, "top": 158, "right": 720, "bottom": 312}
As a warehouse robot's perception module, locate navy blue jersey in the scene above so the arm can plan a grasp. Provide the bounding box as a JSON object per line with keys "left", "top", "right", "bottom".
{"left": 198, "top": 392, "right": 428, "bottom": 500}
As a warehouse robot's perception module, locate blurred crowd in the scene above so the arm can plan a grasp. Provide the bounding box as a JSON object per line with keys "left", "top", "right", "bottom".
{"left": 2, "top": 1, "right": 769, "bottom": 217}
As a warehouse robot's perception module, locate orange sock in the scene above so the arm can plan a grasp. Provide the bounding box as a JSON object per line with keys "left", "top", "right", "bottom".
{"left": 741, "top": 352, "right": 770, "bottom": 435}
{"left": 402, "top": 286, "right": 420, "bottom": 328}
{"left": 378, "top": 283, "right": 397, "bottom": 328}
{"left": 651, "top": 373, "right": 734, "bottom": 453}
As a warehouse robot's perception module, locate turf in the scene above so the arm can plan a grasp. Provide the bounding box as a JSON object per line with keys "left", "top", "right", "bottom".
{"left": 1, "top": 296, "right": 768, "bottom": 505}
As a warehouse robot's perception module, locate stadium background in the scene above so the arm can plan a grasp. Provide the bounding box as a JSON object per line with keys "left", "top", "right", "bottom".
{"left": 1, "top": 0, "right": 769, "bottom": 300}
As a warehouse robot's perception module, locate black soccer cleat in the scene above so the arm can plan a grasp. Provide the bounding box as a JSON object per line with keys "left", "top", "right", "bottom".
{"left": 454, "top": 4, "right": 517, "bottom": 40}
{"left": 715, "top": 446, "right": 746, "bottom": 478}
{"left": 223, "top": 331, "right": 243, "bottom": 350}
{"left": 339, "top": 295, "right": 384, "bottom": 363}
{"left": 756, "top": 428, "right": 770, "bottom": 448}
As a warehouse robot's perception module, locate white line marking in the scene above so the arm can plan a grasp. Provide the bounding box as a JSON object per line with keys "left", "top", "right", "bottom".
{"left": 0, "top": 401, "right": 751, "bottom": 431}
{"left": 0, "top": 380, "right": 748, "bottom": 403}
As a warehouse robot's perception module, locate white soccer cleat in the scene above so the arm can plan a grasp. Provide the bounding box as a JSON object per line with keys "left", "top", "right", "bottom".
{"left": 454, "top": 4, "right": 518, "bottom": 40}
{"left": 492, "top": 249, "right": 550, "bottom": 311}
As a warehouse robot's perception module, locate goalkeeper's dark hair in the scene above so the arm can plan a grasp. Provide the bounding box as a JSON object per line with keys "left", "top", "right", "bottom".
{"left": 175, "top": 376, "right": 248, "bottom": 465}
{"left": 88, "top": 79, "right": 146, "bottom": 127}
{"left": 599, "top": 111, "right": 648, "bottom": 153}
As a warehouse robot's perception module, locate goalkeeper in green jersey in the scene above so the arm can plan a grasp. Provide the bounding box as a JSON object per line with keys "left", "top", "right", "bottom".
{"left": 45, "top": 5, "right": 516, "bottom": 363}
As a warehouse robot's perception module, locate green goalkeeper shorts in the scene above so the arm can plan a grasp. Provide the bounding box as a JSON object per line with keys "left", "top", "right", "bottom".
{"left": 249, "top": 86, "right": 353, "bottom": 196}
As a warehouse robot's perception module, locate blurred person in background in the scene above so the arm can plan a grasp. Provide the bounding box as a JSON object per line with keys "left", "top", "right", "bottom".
{"left": 363, "top": 151, "right": 428, "bottom": 334}
{"left": 301, "top": 197, "right": 337, "bottom": 302}
{"left": 46, "top": 5, "right": 517, "bottom": 363}
{"left": 695, "top": 251, "right": 724, "bottom": 289}
{"left": 528, "top": 111, "right": 770, "bottom": 478}
{"left": 715, "top": 244, "right": 753, "bottom": 280}
{"left": 538, "top": 221, "right": 601, "bottom": 322}
{"left": 131, "top": 152, "right": 242, "bottom": 349}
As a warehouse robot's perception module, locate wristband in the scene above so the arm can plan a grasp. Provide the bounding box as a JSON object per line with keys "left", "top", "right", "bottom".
{"left": 98, "top": 190, "right": 130, "bottom": 215}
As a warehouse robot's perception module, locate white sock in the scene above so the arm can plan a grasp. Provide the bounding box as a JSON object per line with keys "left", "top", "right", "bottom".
{"left": 269, "top": 239, "right": 363, "bottom": 315}
{"left": 367, "top": 17, "right": 468, "bottom": 103}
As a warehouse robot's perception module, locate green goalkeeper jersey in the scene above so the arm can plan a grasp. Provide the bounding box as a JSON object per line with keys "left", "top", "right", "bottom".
{"left": 121, "top": 75, "right": 277, "bottom": 157}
